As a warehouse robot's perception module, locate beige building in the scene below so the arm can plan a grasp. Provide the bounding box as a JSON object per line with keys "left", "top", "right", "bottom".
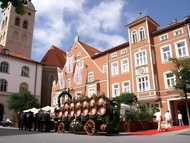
{"left": 0, "top": 1, "right": 43, "bottom": 121}
{"left": 52, "top": 15, "right": 190, "bottom": 126}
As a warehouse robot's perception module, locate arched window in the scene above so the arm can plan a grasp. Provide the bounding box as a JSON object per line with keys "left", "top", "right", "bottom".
{"left": 19, "top": 82, "right": 28, "bottom": 92}
{"left": 21, "top": 66, "right": 29, "bottom": 77}
{"left": 23, "top": 20, "right": 28, "bottom": 29}
{"left": 21, "top": 34, "right": 27, "bottom": 42}
{"left": 12, "top": 31, "right": 19, "bottom": 40}
{"left": 132, "top": 30, "right": 138, "bottom": 43}
{"left": 0, "top": 61, "right": 9, "bottom": 73}
{"left": 139, "top": 27, "right": 145, "bottom": 41}
{"left": 0, "top": 79, "right": 7, "bottom": 91}
{"left": 15, "top": 17, "right": 20, "bottom": 26}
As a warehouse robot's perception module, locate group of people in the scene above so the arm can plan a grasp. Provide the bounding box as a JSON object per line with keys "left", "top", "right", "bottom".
{"left": 18, "top": 110, "right": 52, "bottom": 132}
{"left": 154, "top": 109, "right": 184, "bottom": 132}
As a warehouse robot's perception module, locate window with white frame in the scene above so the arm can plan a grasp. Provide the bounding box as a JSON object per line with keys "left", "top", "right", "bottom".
{"left": 135, "top": 51, "right": 147, "bottom": 67}
{"left": 137, "top": 76, "right": 149, "bottom": 92}
{"left": 88, "top": 87, "right": 95, "bottom": 98}
{"left": 174, "top": 28, "right": 183, "bottom": 36}
{"left": 111, "top": 62, "right": 119, "bottom": 76}
{"left": 88, "top": 72, "right": 94, "bottom": 82}
{"left": 112, "top": 83, "right": 120, "bottom": 97}
{"left": 66, "top": 79, "right": 71, "bottom": 88}
{"left": 161, "top": 45, "right": 172, "bottom": 62}
{"left": 21, "top": 66, "right": 29, "bottom": 77}
{"left": 121, "top": 49, "right": 127, "bottom": 55}
{"left": 164, "top": 72, "right": 175, "bottom": 89}
{"left": 53, "top": 97, "right": 57, "bottom": 106}
{"left": 111, "top": 53, "right": 117, "bottom": 59}
{"left": 160, "top": 34, "right": 168, "bottom": 41}
{"left": 139, "top": 27, "right": 145, "bottom": 41}
{"left": 19, "top": 82, "right": 28, "bottom": 92}
{"left": 132, "top": 30, "right": 138, "bottom": 43}
{"left": 122, "top": 81, "right": 130, "bottom": 92}
{"left": 121, "top": 59, "right": 129, "bottom": 73}
{"left": 175, "top": 40, "right": 188, "bottom": 58}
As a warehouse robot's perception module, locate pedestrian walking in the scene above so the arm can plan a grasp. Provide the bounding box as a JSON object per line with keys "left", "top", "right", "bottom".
{"left": 164, "top": 110, "right": 172, "bottom": 131}
{"left": 154, "top": 108, "right": 162, "bottom": 132}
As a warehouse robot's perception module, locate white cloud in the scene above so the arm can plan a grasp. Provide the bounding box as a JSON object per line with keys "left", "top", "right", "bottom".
{"left": 31, "top": 0, "right": 129, "bottom": 61}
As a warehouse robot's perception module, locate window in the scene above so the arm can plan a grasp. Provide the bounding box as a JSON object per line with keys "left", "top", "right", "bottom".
{"left": 112, "top": 83, "right": 120, "bottom": 97}
{"left": 132, "top": 30, "right": 138, "bottom": 43}
{"left": 88, "top": 88, "right": 95, "bottom": 98}
{"left": 122, "top": 81, "right": 130, "bottom": 92}
{"left": 0, "top": 61, "right": 9, "bottom": 73}
{"left": 121, "top": 49, "right": 127, "bottom": 55}
{"left": 121, "top": 59, "right": 129, "bottom": 73}
{"left": 161, "top": 45, "right": 172, "bottom": 62}
{"left": 139, "top": 27, "right": 145, "bottom": 41}
{"left": 137, "top": 76, "right": 149, "bottom": 92}
{"left": 21, "top": 66, "right": 29, "bottom": 77}
{"left": 102, "top": 64, "right": 107, "bottom": 73}
{"left": 174, "top": 28, "right": 183, "bottom": 36}
{"left": 160, "top": 34, "right": 168, "bottom": 41}
{"left": 19, "top": 82, "right": 28, "bottom": 92}
{"left": 77, "top": 52, "right": 81, "bottom": 57}
{"left": 111, "top": 62, "right": 119, "bottom": 76}
{"left": 66, "top": 79, "right": 71, "bottom": 88}
{"left": 0, "top": 79, "right": 7, "bottom": 91}
{"left": 111, "top": 53, "right": 117, "bottom": 59}
{"left": 135, "top": 51, "right": 147, "bottom": 67}
{"left": 1, "top": 49, "right": 9, "bottom": 55}
{"left": 164, "top": 72, "right": 175, "bottom": 89}
{"left": 175, "top": 40, "right": 188, "bottom": 58}
{"left": 23, "top": 20, "right": 28, "bottom": 29}
{"left": 88, "top": 72, "right": 94, "bottom": 83}
{"left": 15, "top": 17, "right": 20, "bottom": 26}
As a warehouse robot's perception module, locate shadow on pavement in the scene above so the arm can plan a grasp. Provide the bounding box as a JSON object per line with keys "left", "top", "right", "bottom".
{"left": 0, "top": 127, "right": 53, "bottom": 137}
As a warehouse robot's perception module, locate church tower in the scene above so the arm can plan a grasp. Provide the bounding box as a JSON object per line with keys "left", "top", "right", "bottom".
{"left": 0, "top": 0, "right": 36, "bottom": 58}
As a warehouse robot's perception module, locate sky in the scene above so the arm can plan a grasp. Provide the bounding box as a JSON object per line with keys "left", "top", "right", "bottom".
{"left": 9, "top": 1, "right": 190, "bottom": 62}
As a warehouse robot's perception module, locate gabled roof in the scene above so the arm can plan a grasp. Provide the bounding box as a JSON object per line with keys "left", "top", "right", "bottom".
{"left": 40, "top": 45, "right": 66, "bottom": 67}
{"left": 0, "top": 45, "right": 39, "bottom": 63}
{"left": 79, "top": 41, "right": 101, "bottom": 56}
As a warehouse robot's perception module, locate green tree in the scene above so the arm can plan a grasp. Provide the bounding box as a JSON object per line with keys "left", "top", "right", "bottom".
{"left": 170, "top": 57, "right": 190, "bottom": 130}
{"left": 1, "top": 0, "right": 27, "bottom": 15}
{"left": 119, "top": 92, "right": 138, "bottom": 105}
{"left": 7, "top": 91, "right": 40, "bottom": 113}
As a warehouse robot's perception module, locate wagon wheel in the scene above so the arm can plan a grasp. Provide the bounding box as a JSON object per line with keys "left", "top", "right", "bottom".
{"left": 84, "top": 119, "right": 96, "bottom": 136}
{"left": 58, "top": 122, "right": 65, "bottom": 133}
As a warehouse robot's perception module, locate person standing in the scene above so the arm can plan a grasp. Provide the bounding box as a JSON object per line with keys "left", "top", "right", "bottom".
{"left": 154, "top": 108, "right": 162, "bottom": 132}
{"left": 164, "top": 110, "right": 172, "bottom": 131}
{"left": 178, "top": 111, "right": 184, "bottom": 126}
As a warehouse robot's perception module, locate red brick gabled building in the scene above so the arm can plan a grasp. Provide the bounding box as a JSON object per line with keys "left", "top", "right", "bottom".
{"left": 52, "top": 15, "right": 190, "bottom": 125}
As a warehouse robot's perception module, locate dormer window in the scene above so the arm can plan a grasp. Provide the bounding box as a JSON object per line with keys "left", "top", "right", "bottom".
{"left": 174, "top": 28, "right": 183, "bottom": 36}
{"left": 160, "top": 34, "right": 168, "bottom": 41}
{"left": 1, "top": 49, "right": 9, "bottom": 55}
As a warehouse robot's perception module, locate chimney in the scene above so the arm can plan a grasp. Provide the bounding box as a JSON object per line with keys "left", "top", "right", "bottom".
{"left": 74, "top": 36, "right": 79, "bottom": 43}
